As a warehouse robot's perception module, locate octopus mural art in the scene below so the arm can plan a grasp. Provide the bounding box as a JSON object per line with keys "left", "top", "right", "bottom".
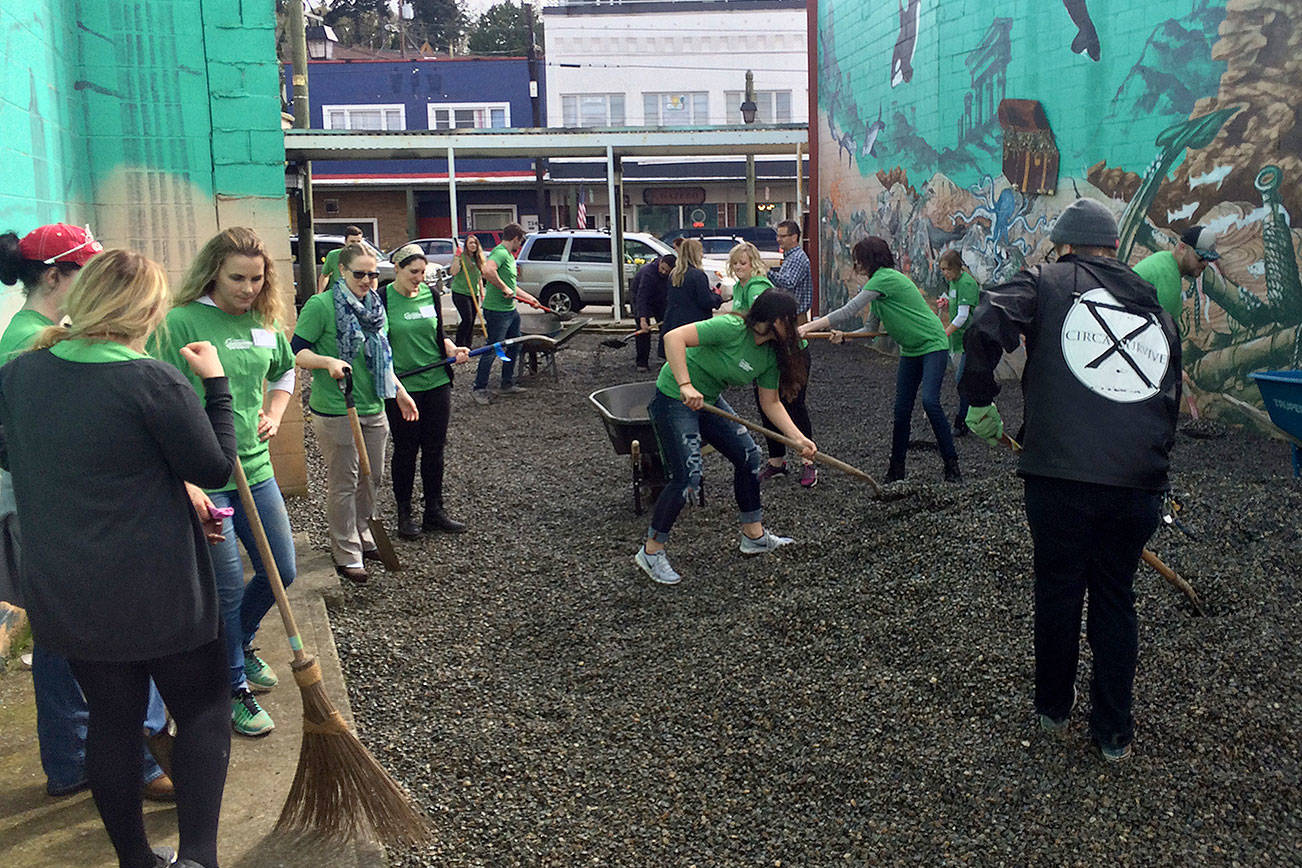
{"left": 816, "top": 0, "right": 1302, "bottom": 430}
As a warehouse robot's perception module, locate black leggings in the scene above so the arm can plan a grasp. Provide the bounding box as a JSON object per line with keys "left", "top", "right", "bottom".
{"left": 69, "top": 636, "right": 229, "bottom": 868}
{"left": 755, "top": 348, "right": 813, "bottom": 460}
{"left": 451, "top": 292, "right": 477, "bottom": 348}
{"left": 385, "top": 383, "right": 452, "bottom": 512}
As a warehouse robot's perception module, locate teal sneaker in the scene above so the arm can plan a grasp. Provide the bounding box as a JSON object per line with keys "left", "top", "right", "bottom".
{"left": 231, "top": 689, "right": 274, "bottom": 737}
{"left": 243, "top": 649, "right": 278, "bottom": 693}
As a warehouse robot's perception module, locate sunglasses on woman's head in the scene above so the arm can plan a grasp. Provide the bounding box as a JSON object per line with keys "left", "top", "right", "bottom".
{"left": 351, "top": 270, "right": 380, "bottom": 281}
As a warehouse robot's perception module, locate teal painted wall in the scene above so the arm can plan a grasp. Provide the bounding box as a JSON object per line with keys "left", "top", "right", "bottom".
{"left": 817, "top": 0, "right": 1302, "bottom": 418}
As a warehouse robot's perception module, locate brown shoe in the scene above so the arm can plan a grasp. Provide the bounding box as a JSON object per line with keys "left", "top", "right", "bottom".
{"left": 335, "top": 564, "right": 368, "bottom": 584}
{"left": 147, "top": 728, "right": 175, "bottom": 779}
{"left": 361, "top": 547, "right": 384, "bottom": 563}
{"left": 142, "top": 773, "right": 176, "bottom": 802}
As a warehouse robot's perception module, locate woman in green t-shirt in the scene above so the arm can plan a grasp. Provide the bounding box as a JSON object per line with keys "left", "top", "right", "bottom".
{"left": 160, "top": 227, "right": 300, "bottom": 737}
{"left": 292, "top": 244, "right": 418, "bottom": 583}
{"left": 634, "top": 290, "right": 817, "bottom": 586}
{"left": 448, "top": 233, "right": 485, "bottom": 348}
{"left": 384, "top": 245, "right": 471, "bottom": 539}
{"left": 801, "top": 236, "right": 961, "bottom": 485}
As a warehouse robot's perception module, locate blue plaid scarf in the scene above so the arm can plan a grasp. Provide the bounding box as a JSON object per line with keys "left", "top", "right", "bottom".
{"left": 332, "top": 282, "right": 396, "bottom": 400}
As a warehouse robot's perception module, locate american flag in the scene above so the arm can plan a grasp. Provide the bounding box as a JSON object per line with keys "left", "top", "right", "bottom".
{"left": 576, "top": 187, "right": 587, "bottom": 228}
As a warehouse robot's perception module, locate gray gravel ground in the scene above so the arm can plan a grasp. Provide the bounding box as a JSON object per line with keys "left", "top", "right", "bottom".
{"left": 288, "top": 335, "right": 1301, "bottom": 866}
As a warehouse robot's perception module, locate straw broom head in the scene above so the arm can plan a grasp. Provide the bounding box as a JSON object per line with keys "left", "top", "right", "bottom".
{"left": 275, "top": 656, "right": 429, "bottom": 846}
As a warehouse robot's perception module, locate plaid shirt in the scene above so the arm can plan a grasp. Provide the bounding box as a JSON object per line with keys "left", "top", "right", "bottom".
{"left": 767, "top": 245, "right": 813, "bottom": 314}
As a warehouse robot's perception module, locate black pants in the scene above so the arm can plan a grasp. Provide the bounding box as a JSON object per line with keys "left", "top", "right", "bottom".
{"left": 451, "top": 292, "right": 477, "bottom": 348}
{"left": 754, "top": 347, "right": 812, "bottom": 460}
{"left": 634, "top": 313, "right": 665, "bottom": 368}
{"left": 385, "top": 383, "right": 452, "bottom": 514}
{"left": 1023, "top": 475, "right": 1161, "bottom": 750}
{"left": 69, "top": 636, "right": 229, "bottom": 868}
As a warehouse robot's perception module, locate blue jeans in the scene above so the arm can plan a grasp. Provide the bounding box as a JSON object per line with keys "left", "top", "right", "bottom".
{"left": 209, "top": 478, "right": 297, "bottom": 693}
{"left": 647, "top": 391, "right": 764, "bottom": 542}
{"left": 893, "top": 350, "right": 958, "bottom": 463}
{"left": 473, "top": 307, "right": 521, "bottom": 391}
{"left": 33, "top": 644, "right": 165, "bottom": 790}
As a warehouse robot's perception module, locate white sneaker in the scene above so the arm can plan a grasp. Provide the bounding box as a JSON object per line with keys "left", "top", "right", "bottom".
{"left": 634, "top": 546, "right": 681, "bottom": 585}
{"left": 472, "top": 389, "right": 491, "bottom": 405}
{"left": 739, "top": 529, "right": 793, "bottom": 555}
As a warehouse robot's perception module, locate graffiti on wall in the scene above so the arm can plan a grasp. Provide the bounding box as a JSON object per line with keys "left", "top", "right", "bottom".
{"left": 817, "top": 0, "right": 1302, "bottom": 425}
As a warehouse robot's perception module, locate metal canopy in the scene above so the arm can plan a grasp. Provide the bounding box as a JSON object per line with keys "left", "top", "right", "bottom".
{"left": 283, "top": 125, "right": 808, "bottom": 161}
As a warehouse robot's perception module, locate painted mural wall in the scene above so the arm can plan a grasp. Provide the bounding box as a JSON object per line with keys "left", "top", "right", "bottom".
{"left": 816, "top": 0, "right": 1301, "bottom": 422}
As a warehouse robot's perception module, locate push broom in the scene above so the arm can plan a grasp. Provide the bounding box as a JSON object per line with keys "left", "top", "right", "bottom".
{"left": 230, "top": 458, "right": 428, "bottom": 845}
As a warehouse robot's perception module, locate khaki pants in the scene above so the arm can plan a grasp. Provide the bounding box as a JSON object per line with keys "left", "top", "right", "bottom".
{"left": 312, "top": 411, "right": 389, "bottom": 567}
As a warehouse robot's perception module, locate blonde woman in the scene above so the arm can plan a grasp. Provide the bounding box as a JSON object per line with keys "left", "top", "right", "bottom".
{"left": 0, "top": 249, "right": 236, "bottom": 868}
{"left": 661, "top": 237, "right": 722, "bottom": 335}
{"left": 155, "top": 227, "right": 298, "bottom": 738}
{"left": 448, "top": 233, "right": 485, "bottom": 347}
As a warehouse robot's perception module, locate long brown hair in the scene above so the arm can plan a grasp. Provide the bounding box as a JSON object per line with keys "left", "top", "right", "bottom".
{"left": 460, "top": 235, "right": 486, "bottom": 272}
{"left": 744, "top": 288, "right": 807, "bottom": 401}
{"left": 175, "top": 227, "right": 285, "bottom": 327}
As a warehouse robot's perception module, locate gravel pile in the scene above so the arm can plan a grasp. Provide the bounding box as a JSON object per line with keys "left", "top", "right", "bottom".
{"left": 288, "top": 336, "right": 1300, "bottom": 865}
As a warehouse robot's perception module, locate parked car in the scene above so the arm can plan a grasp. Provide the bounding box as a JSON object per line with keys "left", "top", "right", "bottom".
{"left": 388, "top": 237, "right": 456, "bottom": 270}
{"left": 290, "top": 234, "right": 394, "bottom": 303}
{"left": 515, "top": 229, "right": 675, "bottom": 314}
{"left": 662, "top": 225, "right": 780, "bottom": 252}
{"left": 468, "top": 230, "right": 503, "bottom": 250}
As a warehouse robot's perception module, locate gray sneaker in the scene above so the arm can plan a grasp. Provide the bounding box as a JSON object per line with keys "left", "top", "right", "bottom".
{"left": 634, "top": 546, "right": 681, "bottom": 585}
{"left": 499, "top": 383, "right": 528, "bottom": 395}
{"left": 1038, "top": 686, "right": 1077, "bottom": 733}
{"left": 472, "top": 389, "right": 491, "bottom": 405}
{"left": 739, "top": 529, "right": 793, "bottom": 555}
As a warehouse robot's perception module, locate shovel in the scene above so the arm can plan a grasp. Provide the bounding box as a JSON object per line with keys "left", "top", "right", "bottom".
{"left": 342, "top": 371, "right": 402, "bottom": 571}
{"left": 803, "top": 331, "right": 885, "bottom": 341}
{"left": 600, "top": 330, "right": 642, "bottom": 349}
{"left": 697, "top": 403, "right": 891, "bottom": 499}
{"left": 395, "top": 334, "right": 557, "bottom": 380}
{"left": 517, "top": 293, "right": 575, "bottom": 321}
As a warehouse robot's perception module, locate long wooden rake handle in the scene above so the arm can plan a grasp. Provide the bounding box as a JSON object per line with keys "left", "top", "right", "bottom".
{"left": 232, "top": 459, "right": 309, "bottom": 665}
{"left": 698, "top": 402, "right": 884, "bottom": 497}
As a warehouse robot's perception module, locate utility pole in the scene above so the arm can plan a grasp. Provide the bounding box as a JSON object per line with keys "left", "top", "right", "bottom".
{"left": 526, "top": 2, "right": 547, "bottom": 228}
{"left": 743, "top": 70, "right": 757, "bottom": 228}
{"left": 289, "top": 0, "right": 317, "bottom": 299}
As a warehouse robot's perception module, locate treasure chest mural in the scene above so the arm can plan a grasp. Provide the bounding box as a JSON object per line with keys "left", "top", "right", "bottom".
{"left": 997, "top": 99, "right": 1057, "bottom": 196}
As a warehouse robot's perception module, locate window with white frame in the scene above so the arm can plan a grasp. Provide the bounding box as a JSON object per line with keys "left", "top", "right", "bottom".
{"left": 642, "top": 92, "right": 709, "bottom": 126}
{"left": 322, "top": 104, "right": 406, "bottom": 130}
{"left": 723, "top": 90, "right": 794, "bottom": 125}
{"left": 561, "top": 93, "right": 625, "bottom": 128}
{"left": 427, "top": 102, "right": 510, "bottom": 130}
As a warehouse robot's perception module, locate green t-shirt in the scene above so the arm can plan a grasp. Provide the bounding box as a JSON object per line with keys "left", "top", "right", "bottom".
{"left": 293, "top": 288, "right": 389, "bottom": 417}
{"left": 49, "top": 338, "right": 147, "bottom": 363}
{"left": 868, "top": 269, "right": 950, "bottom": 357}
{"left": 655, "top": 315, "right": 779, "bottom": 403}
{"left": 450, "top": 254, "right": 482, "bottom": 297}
{"left": 482, "top": 244, "right": 518, "bottom": 312}
{"left": 945, "top": 271, "right": 981, "bottom": 353}
{"left": 320, "top": 247, "right": 344, "bottom": 289}
{"left": 731, "top": 275, "right": 774, "bottom": 314}
{"left": 152, "top": 299, "right": 295, "bottom": 491}
{"left": 385, "top": 283, "right": 450, "bottom": 393}
{"left": 0, "top": 310, "right": 55, "bottom": 361}
{"left": 1133, "top": 250, "right": 1183, "bottom": 324}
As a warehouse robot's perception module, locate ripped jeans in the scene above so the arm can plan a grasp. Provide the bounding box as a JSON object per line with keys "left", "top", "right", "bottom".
{"left": 647, "top": 390, "right": 763, "bottom": 542}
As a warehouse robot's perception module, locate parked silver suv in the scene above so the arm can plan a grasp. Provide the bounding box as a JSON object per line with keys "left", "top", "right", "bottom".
{"left": 516, "top": 229, "right": 674, "bottom": 313}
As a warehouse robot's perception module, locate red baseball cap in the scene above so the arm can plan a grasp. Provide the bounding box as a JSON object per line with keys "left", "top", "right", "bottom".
{"left": 17, "top": 223, "right": 104, "bottom": 267}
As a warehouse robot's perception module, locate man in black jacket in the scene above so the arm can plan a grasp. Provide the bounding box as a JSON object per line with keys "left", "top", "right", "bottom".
{"left": 958, "top": 197, "right": 1180, "bottom": 762}
{"left": 631, "top": 254, "right": 674, "bottom": 371}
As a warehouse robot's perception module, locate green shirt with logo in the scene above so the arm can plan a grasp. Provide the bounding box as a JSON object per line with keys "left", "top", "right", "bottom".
{"left": 293, "top": 288, "right": 388, "bottom": 417}
{"left": 450, "top": 254, "right": 482, "bottom": 297}
{"left": 655, "top": 315, "right": 779, "bottom": 403}
{"left": 945, "top": 271, "right": 981, "bottom": 353}
{"left": 385, "top": 283, "right": 450, "bottom": 393}
{"left": 730, "top": 275, "right": 774, "bottom": 314}
{"left": 868, "top": 268, "right": 950, "bottom": 357}
{"left": 1133, "top": 250, "right": 1183, "bottom": 324}
{"left": 154, "top": 299, "right": 295, "bottom": 491}
{"left": 0, "top": 310, "right": 54, "bottom": 361}
{"left": 482, "top": 244, "right": 518, "bottom": 312}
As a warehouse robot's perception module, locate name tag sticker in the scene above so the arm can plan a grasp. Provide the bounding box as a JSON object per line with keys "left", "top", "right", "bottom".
{"left": 251, "top": 328, "right": 276, "bottom": 348}
{"left": 419, "top": 305, "right": 437, "bottom": 318}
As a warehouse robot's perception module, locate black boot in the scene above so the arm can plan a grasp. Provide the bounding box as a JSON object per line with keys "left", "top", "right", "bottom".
{"left": 423, "top": 503, "right": 466, "bottom": 533}
{"left": 884, "top": 458, "right": 906, "bottom": 483}
{"left": 396, "top": 502, "right": 421, "bottom": 540}
{"left": 953, "top": 412, "right": 969, "bottom": 437}
{"left": 943, "top": 457, "right": 964, "bottom": 484}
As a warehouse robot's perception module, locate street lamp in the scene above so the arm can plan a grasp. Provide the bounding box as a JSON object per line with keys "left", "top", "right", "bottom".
{"left": 741, "top": 70, "right": 757, "bottom": 228}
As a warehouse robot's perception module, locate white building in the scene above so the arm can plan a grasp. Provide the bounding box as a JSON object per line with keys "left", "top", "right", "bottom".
{"left": 540, "top": 0, "right": 809, "bottom": 236}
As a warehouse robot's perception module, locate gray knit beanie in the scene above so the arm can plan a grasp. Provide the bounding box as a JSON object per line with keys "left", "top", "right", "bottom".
{"left": 1049, "top": 198, "right": 1119, "bottom": 247}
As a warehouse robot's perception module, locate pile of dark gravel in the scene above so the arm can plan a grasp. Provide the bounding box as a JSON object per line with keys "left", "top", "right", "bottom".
{"left": 288, "top": 335, "right": 1301, "bottom": 865}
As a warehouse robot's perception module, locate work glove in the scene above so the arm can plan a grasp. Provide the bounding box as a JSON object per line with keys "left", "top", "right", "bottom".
{"left": 965, "top": 404, "right": 1003, "bottom": 447}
